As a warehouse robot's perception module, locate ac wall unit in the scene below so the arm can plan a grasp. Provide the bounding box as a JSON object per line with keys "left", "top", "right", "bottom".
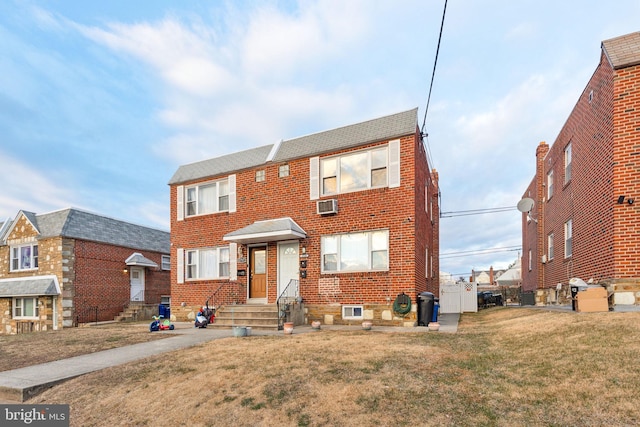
{"left": 541, "top": 255, "right": 547, "bottom": 264}
{"left": 317, "top": 199, "right": 338, "bottom": 215}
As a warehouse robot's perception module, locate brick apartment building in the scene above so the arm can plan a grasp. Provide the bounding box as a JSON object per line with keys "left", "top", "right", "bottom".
{"left": 521, "top": 31, "right": 640, "bottom": 306}
{"left": 169, "top": 108, "right": 439, "bottom": 327}
{"left": 0, "top": 208, "right": 170, "bottom": 334}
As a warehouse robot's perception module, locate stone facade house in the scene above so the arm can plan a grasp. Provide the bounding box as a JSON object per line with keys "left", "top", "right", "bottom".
{"left": 169, "top": 108, "right": 440, "bottom": 327}
{"left": 0, "top": 208, "right": 170, "bottom": 334}
{"left": 521, "top": 31, "right": 640, "bottom": 306}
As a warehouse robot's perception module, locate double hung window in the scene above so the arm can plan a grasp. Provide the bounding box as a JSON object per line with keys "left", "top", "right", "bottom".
{"left": 186, "top": 247, "right": 230, "bottom": 280}
{"left": 185, "top": 179, "right": 229, "bottom": 217}
{"left": 13, "top": 297, "right": 38, "bottom": 318}
{"left": 564, "top": 143, "right": 572, "bottom": 184}
{"left": 321, "top": 147, "right": 388, "bottom": 195}
{"left": 11, "top": 244, "right": 38, "bottom": 271}
{"left": 321, "top": 230, "right": 389, "bottom": 272}
{"left": 564, "top": 219, "right": 573, "bottom": 258}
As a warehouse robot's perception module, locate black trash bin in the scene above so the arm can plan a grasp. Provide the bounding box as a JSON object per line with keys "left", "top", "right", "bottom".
{"left": 418, "top": 292, "right": 435, "bottom": 326}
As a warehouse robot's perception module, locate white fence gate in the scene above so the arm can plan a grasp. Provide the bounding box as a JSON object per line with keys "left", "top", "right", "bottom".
{"left": 439, "top": 282, "right": 478, "bottom": 313}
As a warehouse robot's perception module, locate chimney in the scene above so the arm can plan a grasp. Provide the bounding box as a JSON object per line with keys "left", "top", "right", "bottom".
{"left": 489, "top": 266, "right": 494, "bottom": 285}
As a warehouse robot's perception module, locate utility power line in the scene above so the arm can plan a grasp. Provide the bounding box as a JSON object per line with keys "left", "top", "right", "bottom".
{"left": 440, "top": 245, "right": 521, "bottom": 259}
{"left": 440, "top": 206, "right": 517, "bottom": 218}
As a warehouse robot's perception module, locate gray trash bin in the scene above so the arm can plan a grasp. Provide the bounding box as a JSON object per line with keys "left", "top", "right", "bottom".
{"left": 418, "top": 292, "right": 435, "bottom": 326}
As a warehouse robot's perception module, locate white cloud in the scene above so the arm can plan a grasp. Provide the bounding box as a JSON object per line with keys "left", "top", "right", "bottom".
{"left": 0, "top": 151, "right": 77, "bottom": 220}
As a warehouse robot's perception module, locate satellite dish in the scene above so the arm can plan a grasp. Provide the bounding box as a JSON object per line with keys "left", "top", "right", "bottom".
{"left": 517, "top": 198, "right": 535, "bottom": 213}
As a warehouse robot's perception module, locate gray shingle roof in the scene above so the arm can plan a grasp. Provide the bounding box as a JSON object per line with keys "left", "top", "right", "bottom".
{"left": 273, "top": 108, "right": 418, "bottom": 162}
{"left": 168, "top": 108, "right": 419, "bottom": 185}
{"left": 0, "top": 275, "right": 60, "bottom": 297}
{"left": 168, "top": 144, "right": 274, "bottom": 185}
{"left": 223, "top": 217, "right": 307, "bottom": 244}
{"left": 16, "top": 208, "right": 170, "bottom": 254}
{"left": 602, "top": 31, "right": 640, "bottom": 69}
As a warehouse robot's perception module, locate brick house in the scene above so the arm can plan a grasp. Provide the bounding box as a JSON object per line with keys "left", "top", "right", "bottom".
{"left": 0, "top": 208, "right": 170, "bottom": 334}
{"left": 169, "top": 108, "right": 439, "bottom": 327}
{"left": 521, "top": 32, "right": 640, "bottom": 306}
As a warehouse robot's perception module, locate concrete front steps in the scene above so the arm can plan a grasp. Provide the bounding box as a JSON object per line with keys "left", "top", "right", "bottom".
{"left": 114, "top": 303, "right": 157, "bottom": 322}
{"left": 210, "top": 304, "right": 279, "bottom": 330}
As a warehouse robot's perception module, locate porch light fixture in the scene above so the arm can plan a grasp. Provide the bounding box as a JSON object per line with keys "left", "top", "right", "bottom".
{"left": 123, "top": 267, "right": 129, "bottom": 274}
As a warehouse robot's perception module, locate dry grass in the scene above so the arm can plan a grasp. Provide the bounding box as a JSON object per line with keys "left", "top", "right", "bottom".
{"left": 0, "top": 322, "right": 168, "bottom": 371}
{"left": 8, "top": 308, "right": 640, "bottom": 426}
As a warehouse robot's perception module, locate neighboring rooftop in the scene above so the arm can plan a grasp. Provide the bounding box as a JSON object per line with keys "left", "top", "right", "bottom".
{"left": 168, "top": 108, "right": 419, "bottom": 185}
{"left": 1, "top": 208, "right": 169, "bottom": 254}
{"left": 602, "top": 31, "right": 640, "bottom": 69}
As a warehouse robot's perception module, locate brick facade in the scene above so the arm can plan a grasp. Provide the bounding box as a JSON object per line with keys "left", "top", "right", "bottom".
{"left": 170, "top": 110, "right": 439, "bottom": 326}
{"left": 0, "top": 210, "right": 170, "bottom": 334}
{"left": 522, "top": 33, "right": 640, "bottom": 305}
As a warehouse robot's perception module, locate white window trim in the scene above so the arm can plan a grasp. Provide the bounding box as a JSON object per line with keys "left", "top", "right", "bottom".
{"left": 321, "top": 229, "right": 389, "bottom": 273}
{"left": 13, "top": 297, "right": 39, "bottom": 319}
{"left": 547, "top": 169, "right": 554, "bottom": 200}
{"left": 342, "top": 305, "right": 363, "bottom": 320}
{"left": 179, "top": 245, "right": 236, "bottom": 282}
{"left": 548, "top": 233, "right": 554, "bottom": 261}
{"left": 564, "top": 219, "right": 573, "bottom": 258}
{"left": 564, "top": 143, "right": 572, "bottom": 184}
{"left": 161, "top": 255, "right": 171, "bottom": 271}
{"left": 10, "top": 243, "right": 38, "bottom": 272}
{"left": 312, "top": 141, "right": 400, "bottom": 198}
{"left": 185, "top": 247, "right": 231, "bottom": 281}
{"left": 178, "top": 174, "right": 236, "bottom": 219}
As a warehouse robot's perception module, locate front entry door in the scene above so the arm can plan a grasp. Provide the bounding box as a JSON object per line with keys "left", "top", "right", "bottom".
{"left": 130, "top": 267, "right": 145, "bottom": 301}
{"left": 249, "top": 247, "right": 267, "bottom": 299}
{"left": 278, "top": 242, "right": 299, "bottom": 297}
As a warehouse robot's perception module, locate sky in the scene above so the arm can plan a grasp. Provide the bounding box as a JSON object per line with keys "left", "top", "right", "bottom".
{"left": 1, "top": 0, "right": 638, "bottom": 279}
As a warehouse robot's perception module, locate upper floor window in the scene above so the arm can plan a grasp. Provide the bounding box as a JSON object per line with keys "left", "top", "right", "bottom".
{"left": 186, "top": 246, "right": 230, "bottom": 280}
{"left": 321, "top": 229, "right": 388, "bottom": 273}
{"left": 161, "top": 255, "right": 171, "bottom": 271}
{"left": 279, "top": 164, "right": 290, "bottom": 178}
{"left": 255, "top": 170, "right": 265, "bottom": 182}
{"left": 564, "top": 219, "right": 573, "bottom": 258}
{"left": 186, "top": 179, "right": 229, "bottom": 217}
{"left": 11, "top": 244, "right": 38, "bottom": 271}
{"left": 564, "top": 143, "right": 572, "bottom": 184}
{"left": 321, "top": 147, "right": 388, "bottom": 196}
{"left": 547, "top": 169, "right": 554, "bottom": 200}
{"left": 548, "top": 233, "right": 554, "bottom": 260}
{"left": 13, "top": 297, "right": 38, "bottom": 319}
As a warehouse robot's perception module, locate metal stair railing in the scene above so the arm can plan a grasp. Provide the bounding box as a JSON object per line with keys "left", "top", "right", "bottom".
{"left": 276, "top": 279, "right": 299, "bottom": 330}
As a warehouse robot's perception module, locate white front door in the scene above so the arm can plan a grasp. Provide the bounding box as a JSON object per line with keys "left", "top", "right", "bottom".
{"left": 130, "top": 267, "right": 145, "bottom": 301}
{"left": 277, "top": 242, "right": 299, "bottom": 297}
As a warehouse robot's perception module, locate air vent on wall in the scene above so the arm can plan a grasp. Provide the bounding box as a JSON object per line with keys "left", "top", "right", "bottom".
{"left": 317, "top": 199, "right": 338, "bottom": 215}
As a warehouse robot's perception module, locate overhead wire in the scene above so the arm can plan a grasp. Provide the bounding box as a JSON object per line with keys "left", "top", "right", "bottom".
{"left": 420, "top": 0, "right": 448, "bottom": 172}
{"left": 440, "top": 245, "right": 522, "bottom": 259}
{"left": 440, "top": 206, "right": 517, "bottom": 218}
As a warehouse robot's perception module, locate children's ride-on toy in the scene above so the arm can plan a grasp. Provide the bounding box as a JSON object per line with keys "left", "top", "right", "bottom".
{"left": 150, "top": 315, "right": 174, "bottom": 332}
{"left": 195, "top": 305, "right": 216, "bottom": 328}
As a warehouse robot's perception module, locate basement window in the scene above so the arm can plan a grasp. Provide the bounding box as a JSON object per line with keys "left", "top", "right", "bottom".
{"left": 342, "top": 305, "right": 363, "bottom": 320}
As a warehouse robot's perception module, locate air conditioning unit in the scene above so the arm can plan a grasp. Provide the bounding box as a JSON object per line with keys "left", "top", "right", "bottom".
{"left": 541, "top": 255, "right": 547, "bottom": 264}
{"left": 317, "top": 199, "right": 338, "bottom": 215}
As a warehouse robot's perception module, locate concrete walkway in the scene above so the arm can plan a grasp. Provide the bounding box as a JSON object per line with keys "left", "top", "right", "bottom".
{"left": 0, "top": 313, "right": 459, "bottom": 403}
